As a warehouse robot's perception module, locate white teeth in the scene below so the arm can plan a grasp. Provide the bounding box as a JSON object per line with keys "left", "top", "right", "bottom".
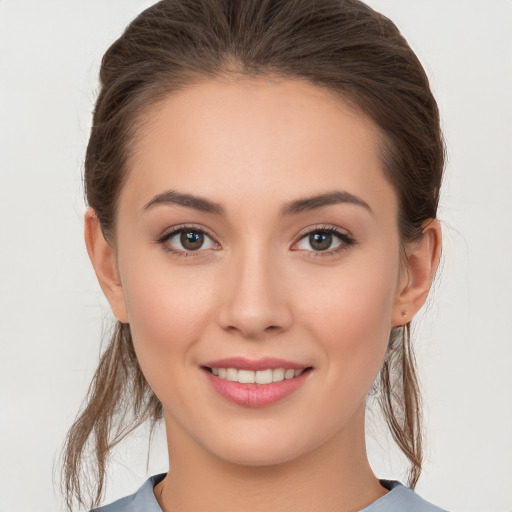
{"left": 210, "top": 367, "right": 306, "bottom": 384}
{"left": 238, "top": 369, "right": 255, "bottom": 384}
{"left": 272, "top": 368, "right": 285, "bottom": 382}
{"left": 226, "top": 368, "right": 238, "bottom": 382}
{"left": 255, "top": 369, "right": 273, "bottom": 384}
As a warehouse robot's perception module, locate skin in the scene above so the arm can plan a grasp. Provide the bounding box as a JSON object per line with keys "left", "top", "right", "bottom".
{"left": 85, "top": 76, "right": 441, "bottom": 512}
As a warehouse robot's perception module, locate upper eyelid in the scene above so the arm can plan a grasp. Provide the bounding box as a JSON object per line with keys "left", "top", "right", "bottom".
{"left": 294, "top": 224, "right": 352, "bottom": 240}
{"left": 291, "top": 225, "right": 355, "bottom": 253}
{"left": 159, "top": 223, "right": 218, "bottom": 242}
{"left": 157, "top": 225, "right": 220, "bottom": 256}
{"left": 157, "top": 223, "right": 352, "bottom": 249}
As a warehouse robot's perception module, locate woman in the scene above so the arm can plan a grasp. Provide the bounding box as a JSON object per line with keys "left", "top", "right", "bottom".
{"left": 63, "top": 0, "right": 447, "bottom": 510}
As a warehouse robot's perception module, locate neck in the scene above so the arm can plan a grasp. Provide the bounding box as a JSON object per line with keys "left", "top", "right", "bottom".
{"left": 155, "top": 407, "right": 387, "bottom": 512}
{"left": 155, "top": 403, "right": 387, "bottom": 512}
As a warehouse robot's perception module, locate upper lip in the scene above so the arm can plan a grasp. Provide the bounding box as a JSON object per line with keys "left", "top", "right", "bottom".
{"left": 202, "top": 357, "right": 309, "bottom": 371}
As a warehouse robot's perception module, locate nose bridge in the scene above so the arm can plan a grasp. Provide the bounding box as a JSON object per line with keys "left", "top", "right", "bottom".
{"left": 218, "top": 238, "right": 291, "bottom": 338}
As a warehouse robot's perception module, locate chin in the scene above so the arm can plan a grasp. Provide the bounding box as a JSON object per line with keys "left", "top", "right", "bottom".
{"left": 215, "top": 444, "right": 304, "bottom": 468}
{"left": 201, "top": 424, "right": 324, "bottom": 468}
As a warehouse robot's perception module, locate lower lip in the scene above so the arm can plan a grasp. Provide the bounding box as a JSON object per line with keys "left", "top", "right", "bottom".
{"left": 203, "top": 368, "right": 311, "bottom": 408}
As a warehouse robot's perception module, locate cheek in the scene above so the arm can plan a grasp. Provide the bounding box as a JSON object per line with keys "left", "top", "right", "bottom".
{"left": 298, "top": 256, "right": 399, "bottom": 386}
{"left": 118, "top": 254, "right": 216, "bottom": 387}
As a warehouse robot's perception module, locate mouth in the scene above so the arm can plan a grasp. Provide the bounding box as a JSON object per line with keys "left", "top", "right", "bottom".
{"left": 201, "top": 358, "right": 313, "bottom": 407}
{"left": 204, "top": 366, "right": 310, "bottom": 384}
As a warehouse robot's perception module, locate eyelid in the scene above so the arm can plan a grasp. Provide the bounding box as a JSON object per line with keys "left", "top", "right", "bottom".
{"left": 156, "top": 223, "right": 354, "bottom": 257}
{"left": 293, "top": 224, "right": 352, "bottom": 241}
{"left": 157, "top": 223, "right": 221, "bottom": 255}
{"left": 290, "top": 224, "right": 355, "bottom": 255}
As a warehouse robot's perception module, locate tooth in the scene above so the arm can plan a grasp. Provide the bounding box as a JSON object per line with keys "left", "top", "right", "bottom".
{"left": 255, "top": 369, "right": 273, "bottom": 384}
{"left": 272, "top": 368, "right": 285, "bottom": 382}
{"left": 226, "top": 368, "right": 238, "bottom": 381}
{"left": 284, "top": 369, "right": 295, "bottom": 380}
{"left": 238, "top": 369, "right": 255, "bottom": 384}
{"left": 213, "top": 367, "right": 301, "bottom": 383}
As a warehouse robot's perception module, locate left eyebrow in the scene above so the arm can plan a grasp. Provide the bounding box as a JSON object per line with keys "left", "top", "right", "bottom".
{"left": 280, "top": 191, "right": 372, "bottom": 216}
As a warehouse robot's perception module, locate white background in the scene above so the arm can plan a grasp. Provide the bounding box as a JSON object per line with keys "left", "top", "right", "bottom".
{"left": 1, "top": 1, "right": 511, "bottom": 511}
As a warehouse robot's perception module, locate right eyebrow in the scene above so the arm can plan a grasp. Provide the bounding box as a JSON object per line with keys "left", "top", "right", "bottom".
{"left": 143, "top": 190, "right": 224, "bottom": 215}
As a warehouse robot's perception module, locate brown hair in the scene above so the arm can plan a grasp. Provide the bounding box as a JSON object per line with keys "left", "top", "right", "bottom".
{"left": 62, "top": 0, "right": 444, "bottom": 508}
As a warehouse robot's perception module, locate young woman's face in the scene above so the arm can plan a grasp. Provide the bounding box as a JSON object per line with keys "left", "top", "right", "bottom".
{"left": 112, "top": 77, "right": 408, "bottom": 466}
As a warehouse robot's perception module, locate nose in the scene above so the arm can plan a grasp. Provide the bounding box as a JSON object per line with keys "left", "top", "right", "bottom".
{"left": 217, "top": 246, "right": 293, "bottom": 340}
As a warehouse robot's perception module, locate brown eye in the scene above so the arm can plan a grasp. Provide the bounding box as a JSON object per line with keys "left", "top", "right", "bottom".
{"left": 293, "top": 227, "right": 353, "bottom": 254}
{"left": 180, "top": 231, "right": 205, "bottom": 251}
{"left": 162, "top": 228, "right": 217, "bottom": 254}
{"left": 308, "top": 232, "right": 333, "bottom": 251}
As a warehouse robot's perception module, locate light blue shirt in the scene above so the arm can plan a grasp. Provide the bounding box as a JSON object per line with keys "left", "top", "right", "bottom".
{"left": 93, "top": 474, "right": 449, "bottom": 511}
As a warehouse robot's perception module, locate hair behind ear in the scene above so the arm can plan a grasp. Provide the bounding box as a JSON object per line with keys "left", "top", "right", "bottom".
{"left": 376, "top": 324, "right": 422, "bottom": 488}
{"left": 62, "top": 322, "right": 162, "bottom": 510}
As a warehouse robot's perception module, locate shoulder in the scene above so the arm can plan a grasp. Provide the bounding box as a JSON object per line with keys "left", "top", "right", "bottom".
{"left": 92, "top": 493, "right": 135, "bottom": 512}
{"left": 91, "top": 474, "right": 165, "bottom": 512}
{"left": 91, "top": 475, "right": 449, "bottom": 512}
{"left": 360, "top": 480, "right": 450, "bottom": 512}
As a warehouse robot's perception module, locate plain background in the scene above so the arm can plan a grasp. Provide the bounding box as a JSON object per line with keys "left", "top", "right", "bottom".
{"left": 1, "top": 1, "right": 511, "bottom": 511}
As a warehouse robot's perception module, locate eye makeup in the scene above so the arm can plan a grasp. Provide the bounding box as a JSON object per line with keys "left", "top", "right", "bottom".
{"left": 155, "top": 222, "right": 356, "bottom": 260}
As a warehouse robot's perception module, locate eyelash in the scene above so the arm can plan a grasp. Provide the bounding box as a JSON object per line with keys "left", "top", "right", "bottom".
{"left": 292, "top": 225, "right": 356, "bottom": 258}
{"left": 157, "top": 224, "right": 219, "bottom": 258}
{"left": 157, "top": 224, "right": 355, "bottom": 258}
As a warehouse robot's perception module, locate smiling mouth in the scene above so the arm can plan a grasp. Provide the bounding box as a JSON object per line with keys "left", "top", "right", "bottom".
{"left": 204, "top": 367, "right": 311, "bottom": 384}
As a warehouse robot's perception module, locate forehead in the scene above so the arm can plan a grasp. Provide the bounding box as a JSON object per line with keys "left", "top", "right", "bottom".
{"left": 121, "top": 76, "right": 397, "bottom": 218}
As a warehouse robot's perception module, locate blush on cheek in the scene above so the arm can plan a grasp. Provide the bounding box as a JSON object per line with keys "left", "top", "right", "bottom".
{"left": 127, "top": 268, "right": 222, "bottom": 368}
{"left": 303, "top": 267, "right": 394, "bottom": 384}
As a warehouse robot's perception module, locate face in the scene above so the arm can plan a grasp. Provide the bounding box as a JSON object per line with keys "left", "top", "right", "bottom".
{"left": 109, "top": 77, "right": 410, "bottom": 466}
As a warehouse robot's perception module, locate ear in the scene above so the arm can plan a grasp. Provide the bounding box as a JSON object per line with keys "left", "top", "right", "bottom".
{"left": 391, "top": 219, "right": 442, "bottom": 327}
{"left": 84, "top": 207, "right": 129, "bottom": 323}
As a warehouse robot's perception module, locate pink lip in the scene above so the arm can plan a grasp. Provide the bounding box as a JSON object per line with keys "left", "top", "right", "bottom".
{"left": 201, "top": 358, "right": 312, "bottom": 408}
{"left": 202, "top": 357, "right": 307, "bottom": 371}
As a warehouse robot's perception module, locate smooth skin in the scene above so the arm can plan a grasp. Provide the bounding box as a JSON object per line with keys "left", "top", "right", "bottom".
{"left": 85, "top": 76, "right": 441, "bottom": 512}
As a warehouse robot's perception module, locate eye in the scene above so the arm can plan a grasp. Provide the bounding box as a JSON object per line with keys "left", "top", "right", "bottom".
{"left": 159, "top": 227, "right": 218, "bottom": 254}
{"left": 293, "top": 227, "right": 354, "bottom": 254}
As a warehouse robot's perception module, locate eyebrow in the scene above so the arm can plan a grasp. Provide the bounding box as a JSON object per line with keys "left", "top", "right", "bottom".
{"left": 280, "top": 191, "right": 372, "bottom": 216}
{"left": 143, "top": 190, "right": 224, "bottom": 215}
{"left": 143, "top": 189, "right": 371, "bottom": 216}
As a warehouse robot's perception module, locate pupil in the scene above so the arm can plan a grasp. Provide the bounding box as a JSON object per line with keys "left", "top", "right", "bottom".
{"left": 310, "top": 232, "right": 332, "bottom": 251}
{"left": 181, "top": 231, "right": 204, "bottom": 250}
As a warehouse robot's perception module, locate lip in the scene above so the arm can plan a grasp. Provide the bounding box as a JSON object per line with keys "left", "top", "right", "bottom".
{"left": 201, "top": 357, "right": 307, "bottom": 371}
{"left": 201, "top": 358, "right": 312, "bottom": 408}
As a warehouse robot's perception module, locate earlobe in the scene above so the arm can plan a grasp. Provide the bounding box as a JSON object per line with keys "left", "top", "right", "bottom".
{"left": 392, "top": 219, "right": 442, "bottom": 327}
{"left": 84, "top": 207, "right": 129, "bottom": 323}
